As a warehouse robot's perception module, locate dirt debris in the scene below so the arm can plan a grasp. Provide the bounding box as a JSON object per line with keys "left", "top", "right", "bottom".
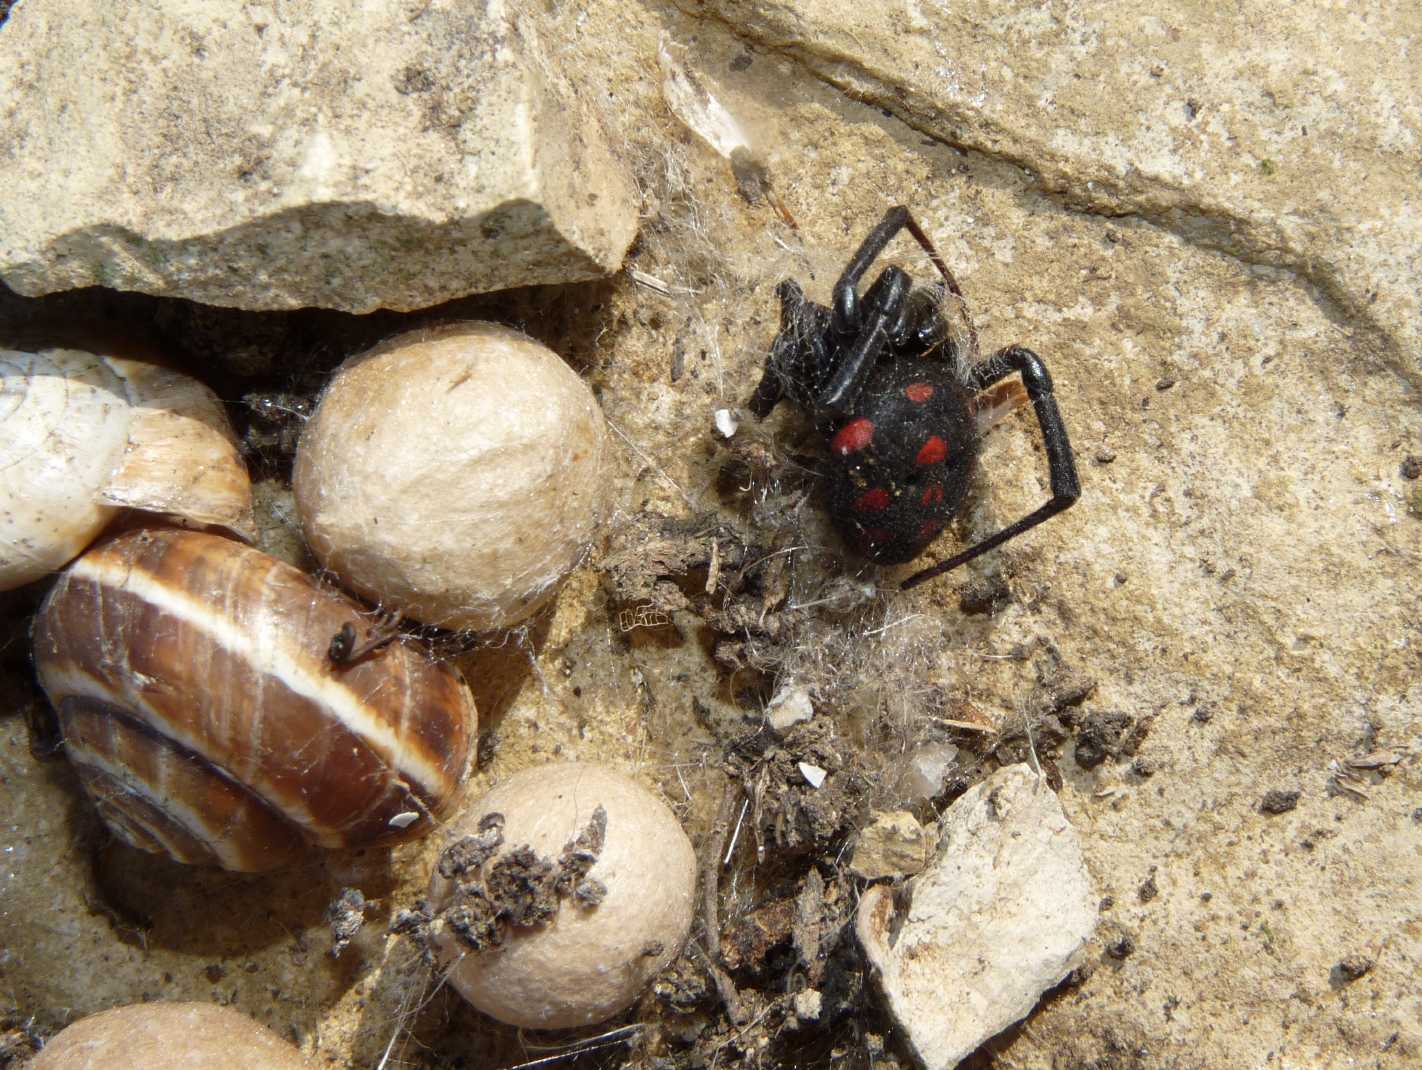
{"left": 398, "top": 806, "right": 610, "bottom": 963}
{"left": 0, "top": 1015, "right": 41, "bottom": 1067}
{"left": 325, "top": 887, "right": 369, "bottom": 958}
{"left": 1260, "top": 789, "right": 1302, "bottom": 815}
{"left": 1331, "top": 955, "right": 1374, "bottom": 984}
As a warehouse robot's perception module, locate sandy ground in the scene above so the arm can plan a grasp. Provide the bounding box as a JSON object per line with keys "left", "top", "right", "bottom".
{"left": 3, "top": 2, "right": 1420, "bottom": 1068}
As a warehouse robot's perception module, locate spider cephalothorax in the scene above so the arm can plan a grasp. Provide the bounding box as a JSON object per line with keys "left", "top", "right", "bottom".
{"left": 748, "top": 206, "right": 1080, "bottom": 589}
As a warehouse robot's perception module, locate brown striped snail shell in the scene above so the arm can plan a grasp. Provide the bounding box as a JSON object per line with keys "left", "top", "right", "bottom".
{"left": 33, "top": 528, "right": 477, "bottom": 871}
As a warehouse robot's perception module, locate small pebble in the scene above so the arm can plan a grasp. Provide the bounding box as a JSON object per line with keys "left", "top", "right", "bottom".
{"left": 1106, "top": 935, "right": 1136, "bottom": 960}
{"left": 1332, "top": 955, "right": 1373, "bottom": 983}
{"left": 1260, "top": 789, "right": 1301, "bottom": 814}
{"left": 1155, "top": 376, "right": 1177, "bottom": 391}
{"left": 798, "top": 762, "right": 827, "bottom": 788}
{"left": 766, "top": 685, "right": 815, "bottom": 734}
{"left": 1093, "top": 447, "right": 1117, "bottom": 464}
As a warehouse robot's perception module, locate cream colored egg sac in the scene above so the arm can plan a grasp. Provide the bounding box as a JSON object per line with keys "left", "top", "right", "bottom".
{"left": 293, "top": 322, "right": 609, "bottom": 631}
{"left": 29, "top": 1002, "right": 318, "bottom": 1069}
{"left": 425, "top": 762, "right": 697, "bottom": 1030}
{"left": 0, "top": 344, "right": 254, "bottom": 590}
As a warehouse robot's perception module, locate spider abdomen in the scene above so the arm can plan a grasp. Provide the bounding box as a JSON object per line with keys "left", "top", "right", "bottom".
{"left": 823, "top": 362, "right": 979, "bottom": 565}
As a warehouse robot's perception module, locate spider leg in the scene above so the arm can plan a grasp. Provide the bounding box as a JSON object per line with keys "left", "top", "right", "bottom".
{"left": 749, "top": 279, "right": 830, "bottom": 418}
{"left": 832, "top": 206, "right": 910, "bottom": 334}
{"left": 833, "top": 205, "right": 974, "bottom": 336}
{"left": 900, "top": 345, "right": 1079, "bottom": 589}
{"left": 818, "top": 265, "right": 911, "bottom": 415}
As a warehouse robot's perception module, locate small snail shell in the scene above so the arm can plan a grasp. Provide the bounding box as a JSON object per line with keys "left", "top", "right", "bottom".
{"left": 0, "top": 345, "right": 254, "bottom": 591}
{"left": 33, "top": 528, "right": 477, "bottom": 871}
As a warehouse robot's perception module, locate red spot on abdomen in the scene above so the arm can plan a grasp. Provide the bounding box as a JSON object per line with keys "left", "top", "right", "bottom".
{"left": 917, "top": 519, "right": 943, "bottom": 543}
{"left": 859, "top": 526, "right": 893, "bottom": 545}
{"left": 905, "top": 382, "right": 935, "bottom": 403}
{"left": 921, "top": 482, "right": 944, "bottom": 507}
{"left": 831, "top": 418, "right": 875, "bottom": 456}
{"left": 855, "top": 488, "right": 891, "bottom": 513}
{"left": 915, "top": 435, "right": 948, "bottom": 465}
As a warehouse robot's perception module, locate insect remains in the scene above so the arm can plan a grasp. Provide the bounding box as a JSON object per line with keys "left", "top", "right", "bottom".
{"left": 327, "top": 610, "right": 402, "bottom": 667}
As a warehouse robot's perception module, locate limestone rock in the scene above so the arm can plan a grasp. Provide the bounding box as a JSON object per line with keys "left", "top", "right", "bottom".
{"left": 0, "top": 1, "right": 637, "bottom": 313}
{"left": 766, "top": 683, "right": 815, "bottom": 733}
{"left": 849, "top": 810, "right": 931, "bottom": 881}
{"left": 857, "top": 764, "right": 1096, "bottom": 1070}
{"left": 701, "top": 0, "right": 1422, "bottom": 376}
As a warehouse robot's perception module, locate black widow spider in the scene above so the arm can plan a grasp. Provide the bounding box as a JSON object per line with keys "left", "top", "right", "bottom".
{"left": 748, "top": 205, "right": 1080, "bottom": 590}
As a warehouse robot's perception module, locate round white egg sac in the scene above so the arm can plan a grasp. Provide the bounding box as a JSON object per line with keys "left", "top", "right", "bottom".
{"left": 293, "top": 323, "right": 608, "bottom": 631}
{"left": 427, "top": 762, "right": 697, "bottom": 1030}
{"left": 1, "top": 349, "right": 131, "bottom": 589}
{"left": 28, "top": 1002, "right": 317, "bottom": 1069}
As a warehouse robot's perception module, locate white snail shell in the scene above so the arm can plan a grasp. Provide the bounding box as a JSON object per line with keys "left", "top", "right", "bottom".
{"left": 0, "top": 345, "right": 254, "bottom": 591}
{"left": 33, "top": 527, "right": 477, "bottom": 871}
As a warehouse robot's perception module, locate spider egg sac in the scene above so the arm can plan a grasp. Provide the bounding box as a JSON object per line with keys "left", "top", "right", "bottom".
{"left": 33, "top": 527, "right": 477, "bottom": 871}
{"left": 292, "top": 322, "right": 608, "bottom": 632}
{"left": 426, "top": 762, "right": 697, "bottom": 1030}
{"left": 28, "top": 1002, "right": 317, "bottom": 1069}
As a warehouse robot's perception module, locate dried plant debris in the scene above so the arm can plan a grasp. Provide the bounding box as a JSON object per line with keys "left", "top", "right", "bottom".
{"left": 326, "top": 887, "right": 369, "bottom": 958}
{"left": 601, "top": 510, "right": 750, "bottom": 620}
{"left": 1071, "top": 711, "right": 1137, "bottom": 770}
{"left": 1331, "top": 955, "right": 1374, "bottom": 984}
{"left": 556, "top": 804, "right": 609, "bottom": 906}
{"left": 0, "top": 1014, "right": 41, "bottom": 1067}
{"left": 437, "top": 812, "right": 507, "bottom": 879}
{"left": 720, "top": 896, "right": 797, "bottom": 977}
{"left": 727, "top": 719, "right": 868, "bottom": 860}
{"left": 405, "top": 807, "right": 610, "bottom": 959}
{"left": 1260, "top": 789, "right": 1302, "bottom": 814}
{"left": 600, "top": 508, "right": 803, "bottom": 685}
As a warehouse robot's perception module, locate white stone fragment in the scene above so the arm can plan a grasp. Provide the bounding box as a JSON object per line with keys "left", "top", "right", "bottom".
{"left": 857, "top": 764, "right": 1096, "bottom": 1070}
{"left": 798, "top": 762, "right": 827, "bottom": 789}
{"left": 0, "top": 1, "right": 637, "bottom": 312}
{"left": 714, "top": 408, "right": 740, "bottom": 438}
{"left": 896, "top": 742, "right": 960, "bottom": 801}
{"left": 848, "top": 810, "right": 931, "bottom": 881}
{"left": 766, "top": 684, "right": 814, "bottom": 733}
{"left": 792, "top": 988, "right": 823, "bottom": 1021}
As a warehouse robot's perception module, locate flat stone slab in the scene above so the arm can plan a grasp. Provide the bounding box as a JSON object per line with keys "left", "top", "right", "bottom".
{"left": 699, "top": 0, "right": 1422, "bottom": 376}
{"left": 858, "top": 764, "right": 1096, "bottom": 1069}
{"left": 0, "top": 1, "right": 637, "bottom": 312}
